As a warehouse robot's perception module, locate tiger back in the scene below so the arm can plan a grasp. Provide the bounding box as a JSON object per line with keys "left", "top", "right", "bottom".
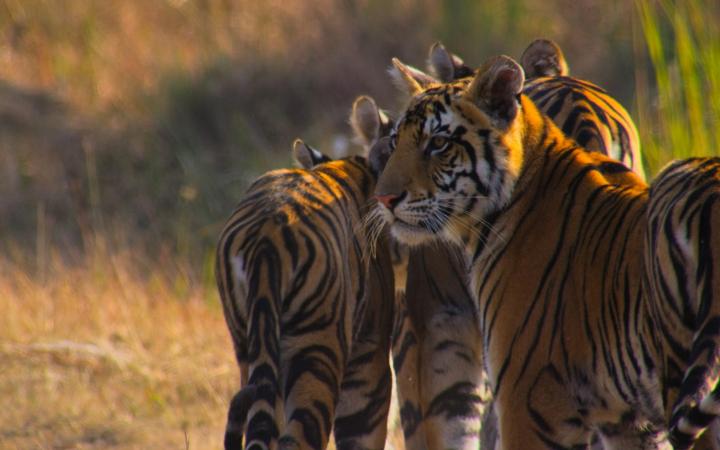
{"left": 215, "top": 137, "right": 394, "bottom": 450}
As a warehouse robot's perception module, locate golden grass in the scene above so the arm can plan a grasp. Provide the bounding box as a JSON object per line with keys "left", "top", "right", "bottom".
{"left": 0, "top": 248, "right": 237, "bottom": 449}
{"left": 0, "top": 247, "right": 405, "bottom": 449}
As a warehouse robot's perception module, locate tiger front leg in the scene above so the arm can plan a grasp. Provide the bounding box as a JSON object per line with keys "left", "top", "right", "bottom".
{"left": 405, "top": 244, "right": 489, "bottom": 450}
{"left": 418, "top": 309, "right": 487, "bottom": 450}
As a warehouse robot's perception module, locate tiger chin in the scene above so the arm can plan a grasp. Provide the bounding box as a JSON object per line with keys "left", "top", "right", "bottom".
{"left": 373, "top": 52, "right": 720, "bottom": 450}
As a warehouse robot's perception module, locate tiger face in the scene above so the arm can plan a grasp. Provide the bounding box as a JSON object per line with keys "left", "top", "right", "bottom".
{"left": 375, "top": 56, "right": 527, "bottom": 247}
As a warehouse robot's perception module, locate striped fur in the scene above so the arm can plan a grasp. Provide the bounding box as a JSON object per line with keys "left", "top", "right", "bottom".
{"left": 429, "top": 39, "right": 645, "bottom": 178}
{"left": 371, "top": 54, "right": 720, "bottom": 449}
{"left": 383, "top": 40, "right": 647, "bottom": 450}
{"left": 215, "top": 140, "right": 394, "bottom": 449}
{"left": 646, "top": 158, "right": 720, "bottom": 449}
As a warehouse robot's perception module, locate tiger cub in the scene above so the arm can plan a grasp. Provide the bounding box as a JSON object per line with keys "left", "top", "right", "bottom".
{"left": 215, "top": 98, "right": 394, "bottom": 450}
{"left": 351, "top": 93, "right": 488, "bottom": 450}
{"left": 372, "top": 52, "right": 720, "bottom": 449}
{"left": 382, "top": 39, "right": 647, "bottom": 450}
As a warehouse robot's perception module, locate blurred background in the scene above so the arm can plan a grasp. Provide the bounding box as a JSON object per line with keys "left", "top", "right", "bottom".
{"left": 0, "top": 0, "right": 718, "bottom": 448}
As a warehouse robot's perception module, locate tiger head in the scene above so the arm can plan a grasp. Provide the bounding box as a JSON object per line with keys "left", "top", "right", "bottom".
{"left": 374, "top": 55, "right": 528, "bottom": 247}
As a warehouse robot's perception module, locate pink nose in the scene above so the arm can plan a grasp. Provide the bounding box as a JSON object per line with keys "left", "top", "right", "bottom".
{"left": 375, "top": 193, "right": 400, "bottom": 209}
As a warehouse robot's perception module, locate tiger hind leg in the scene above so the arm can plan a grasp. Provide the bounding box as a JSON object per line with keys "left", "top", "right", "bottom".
{"left": 390, "top": 290, "right": 428, "bottom": 450}
{"left": 334, "top": 251, "right": 394, "bottom": 450}
{"left": 646, "top": 158, "right": 720, "bottom": 449}
{"left": 277, "top": 328, "right": 347, "bottom": 450}
{"left": 333, "top": 336, "right": 392, "bottom": 450}
{"left": 225, "top": 380, "right": 256, "bottom": 450}
{"left": 243, "top": 295, "right": 283, "bottom": 450}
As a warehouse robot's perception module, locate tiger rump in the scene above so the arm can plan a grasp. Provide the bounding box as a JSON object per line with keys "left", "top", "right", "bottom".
{"left": 645, "top": 158, "right": 720, "bottom": 449}
{"left": 375, "top": 54, "right": 720, "bottom": 449}
{"left": 216, "top": 132, "right": 394, "bottom": 449}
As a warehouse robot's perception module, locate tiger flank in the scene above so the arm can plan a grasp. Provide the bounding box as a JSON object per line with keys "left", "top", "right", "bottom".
{"left": 215, "top": 97, "right": 394, "bottom": 450}
{"left": 370, "top": 52, "right": 720, "bottom": 449}
{"left": 382, "top": 39, "right": 647, "bottom": 450}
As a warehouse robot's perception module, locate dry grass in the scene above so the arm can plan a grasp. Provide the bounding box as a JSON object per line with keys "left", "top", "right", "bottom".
{"left": 0, "top": 248, "right": 237, "bottom": 449}
{"left": 0, "top": 246, "right": 405, "bottom": 449}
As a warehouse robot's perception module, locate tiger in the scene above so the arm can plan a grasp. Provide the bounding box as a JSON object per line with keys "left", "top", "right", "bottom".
{"left": 215, "top": 98, "right": 395, "bottom": 450}
{"left": 382, "top": 39, "right": 647, "bottom": 450}
{"left": 351, "top": 88, "right": 489, "bottom": 450}
{"left": 369, "top": 52, "right": 720, "bottom": 449}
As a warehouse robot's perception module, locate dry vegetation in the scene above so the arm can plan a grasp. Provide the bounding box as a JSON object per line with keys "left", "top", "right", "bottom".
{"left": 0, "top": 245, "right": 405, "bottom": 449}
{"left": 0, "top": 247, "right": 235, "bottom": 449}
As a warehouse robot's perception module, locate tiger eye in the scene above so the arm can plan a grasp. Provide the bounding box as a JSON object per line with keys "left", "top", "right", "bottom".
{"left": 430, "top": 135, "right": 448, "bottom": 149}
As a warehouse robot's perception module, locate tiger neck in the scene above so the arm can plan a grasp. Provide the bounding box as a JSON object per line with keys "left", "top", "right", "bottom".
{"left": 462, "top": 96, "right": 578, "bottom": 261}
{"left": 464, "top": 95, "right": 649, "bottom": 257}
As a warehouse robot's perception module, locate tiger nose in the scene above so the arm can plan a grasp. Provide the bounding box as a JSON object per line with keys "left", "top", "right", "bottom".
{"left": 375, "top": 193, "right": 401, "bottom": 210}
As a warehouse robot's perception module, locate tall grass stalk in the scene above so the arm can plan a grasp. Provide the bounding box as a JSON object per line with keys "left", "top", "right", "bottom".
{"left": 635, "top": 0, "right": 720, "bottom": 174}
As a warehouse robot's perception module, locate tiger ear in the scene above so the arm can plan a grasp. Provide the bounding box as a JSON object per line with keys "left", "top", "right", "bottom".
{"left": 520, "top": 38, "right": 569, "bottom": 78}
{"left": 428, "top": 42, "right": 474, "bottom": 82}
{"left": 292, "top": 139, "right": 331, "bottom": 169}
{"left": 390, "top": 57, "right": 437, "bottom": 96}
{"left": 350, "top": 96, "right": 391, "bottom": 151}
{"left": 368, "top": 136, "right": 392, "bottom": 176}
{"left": 465, "top": 55, "right": 525, "bottom": 127}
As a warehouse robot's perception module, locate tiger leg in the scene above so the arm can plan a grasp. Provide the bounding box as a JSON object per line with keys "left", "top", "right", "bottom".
{"left": 225, "top": 375, "right": 255, "bottom": 450}
{"left": 220, "top": 255, "right": 252, "bottom": 449}
{"left": 666, "top": 280, "right": 720, "bottom": 449}
{"left": 223, "top": 316, "right": 251, "bottom": 449}
{"left": 406, "top": 245, "right": 488, "bottom": 450}
{"left": 391, "top": 290, "right": 428, "bottom": 449}
{"left": 334, "top": 245, "right": 394, "bottom": 450}
{"left": 495, "top": 364, "right": 592, "bottom": 450}
{"left": 333, "top": 333, "right": 392, "bottom": 450}
{"left": 419, "top": 308, "right": 487, "bottom": 450}
{"left": 243, "top": 296, "right": 283, "bottom": 450}
{"left": 668, "top": 335, "right": 720, "bottom": 450}
{"left": 278, "top": 327, "right": 347, "bottom": 450}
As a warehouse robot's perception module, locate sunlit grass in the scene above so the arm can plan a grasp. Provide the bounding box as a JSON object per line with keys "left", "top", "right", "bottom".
{"left": 0, "top": 248, "right": 237, "bottom": 449}
{"left": 635, "top": 0, "right": 720, "bottom": 173}
{"left": 0, "top": 243, "right": 405, "bottom": 449}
